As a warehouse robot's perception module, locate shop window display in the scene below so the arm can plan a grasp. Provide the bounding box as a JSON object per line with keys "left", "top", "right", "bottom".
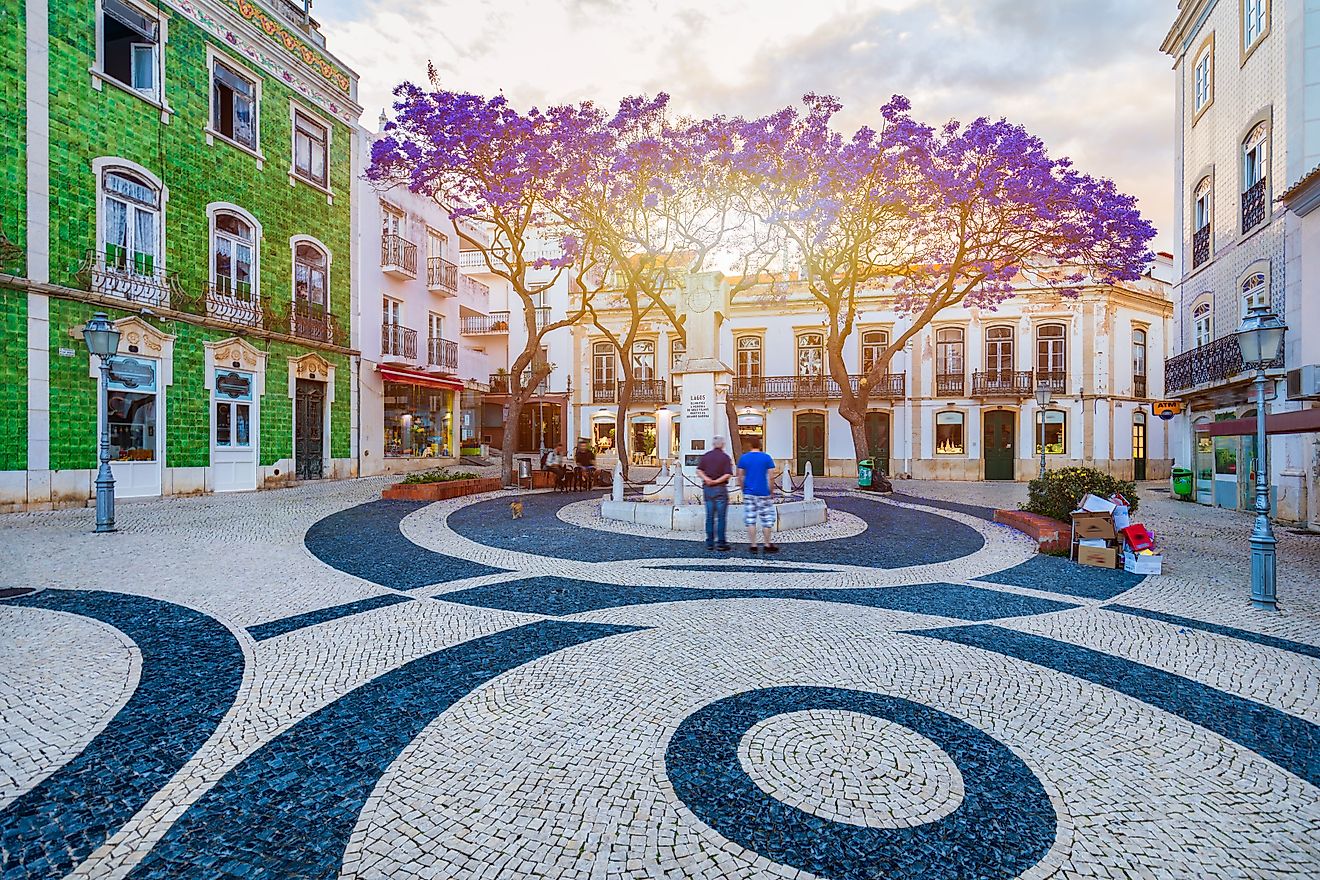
{"left": 1034, "top": 410, "right": 1066, "bottom": 455}
{"left": 935, "top": 411, "right": 964, "bottom": 455}
{"left": 107, "top": 355, "right": 158, "bottom": 461}
{"left": 383, "top": 381, "right": 453, "bottom": 457}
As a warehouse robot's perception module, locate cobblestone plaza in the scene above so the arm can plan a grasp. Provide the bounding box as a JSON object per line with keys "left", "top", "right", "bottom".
{"left": 1, "top": 479, "right": 1317, "bottom": 879}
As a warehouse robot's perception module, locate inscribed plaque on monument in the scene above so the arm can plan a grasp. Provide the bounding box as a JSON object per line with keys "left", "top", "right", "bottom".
{"left": 685, "top": 393, "right": 710, "bottom": 420}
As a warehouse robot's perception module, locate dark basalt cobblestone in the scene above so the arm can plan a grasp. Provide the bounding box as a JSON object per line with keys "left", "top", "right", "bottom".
{"left": 665, "top": 686, "right": 1057, "bottom": 880}
{"left": 645, "top": 564, "right": 843, "bottom": 574}
{"left": 447, "top": 492, "right": 984, "bottom": 567}
{"left": 1106, "top": 604, "right": 1320, "bottom": 658}
{"left": 126, "top": 621, "right": 643, "bottom": 880}
{"left": 247, "top": 594, "right": 414, "bottom": 641}
{"left": 914, "top": 624, "right": 1320, "bottom": 786}
{"left": 438, "top": 576, "right": 1077, "bottom": 620}
{"left": 305, "top": 500, "right": 507, "bottom": 590}
{"left": 883, "top": 491, "right": 997, "bottom": 522}
{"left": 0, "top": 590, "right": 244, "bottom": 880}
{"left": 974, "top": 553, "right": 1145, "bottom": 600}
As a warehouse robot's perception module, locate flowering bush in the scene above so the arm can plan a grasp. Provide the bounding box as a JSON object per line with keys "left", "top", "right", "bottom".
{"left": 1022, "top": 467, "right": 1138, "bottom": 525}
{"left": 401, "top": 469, "right": 479, "bottom": 485}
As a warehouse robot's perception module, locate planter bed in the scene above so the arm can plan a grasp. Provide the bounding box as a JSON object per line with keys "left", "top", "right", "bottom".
{"left": 994, "top": 509, "right": 1070, "bottom": 553}
{"left": 382, "top": 477, "right": 503, "bottom": 502}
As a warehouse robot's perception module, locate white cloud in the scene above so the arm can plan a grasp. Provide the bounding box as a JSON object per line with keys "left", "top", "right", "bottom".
{"left": 315, "top": 0, "right": 1174, "bottom": 250}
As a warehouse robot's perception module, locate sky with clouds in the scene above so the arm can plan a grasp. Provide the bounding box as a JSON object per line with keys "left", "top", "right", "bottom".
{"left": 311, "top": 0, "right": 1176, "bottom": 251}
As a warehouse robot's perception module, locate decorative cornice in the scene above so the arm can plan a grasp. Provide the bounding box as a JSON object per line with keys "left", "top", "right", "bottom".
{"left": 170, "top": 0, "right": 362, "bottom": 126}
{"left": 1161, "top": 0, "right": 1214, "bottom": 60}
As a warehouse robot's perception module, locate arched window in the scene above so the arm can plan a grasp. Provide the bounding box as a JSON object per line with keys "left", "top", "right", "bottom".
{"left": 1193, "top": 42, "right": 1213, "bottom": 114}
{"left": 736, "top": 336, "right": 762, "bottom": 379}
{"left": 100, "top": 167, "right": 160, "bottom": 275}
{"left": 1132, "top": 328, "right": 1147, "bottom": 397}
{"left": 630, "top": 340, "right": 655, "bottom": 380}
{"left": 1193, "top": 302, "right": 1213, "bottom": 348}
{"left": 1241, "top": 265, "right": 1269, "bottom": 313}
{"left": 1193, "top": 177, "right": 1212, "bottom": 231}
{"left": 796, "top": 333, "right": 824, "bottom": 377}
{"left": 294, "top": 242, "right": 328, "bottom": 310}
{"left": 861, "top": 330, "right": 889, "bottom": 374}
{"left": 936, "top": 328, "right": 963, "bottom": 376}
{"left": 1242, "top": 123, "right": 1269, "bottom": 232}
{"left": 1035, "top": 324, "right": 1066, "bottom": 378}
{"left": 670, "top": 337, "right": 685, "bottom": 371}
{"left": 212, "top": 210, "right": 256, "bottom": 299}
{"left": 592, "top": 341, "right": 616, "bottom": 393}
{"left": 985, "top": 326, "right": 1014, "bottom": 375}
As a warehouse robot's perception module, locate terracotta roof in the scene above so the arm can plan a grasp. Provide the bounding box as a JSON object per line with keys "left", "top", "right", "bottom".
{"left": 1280, "top": 164, "right": 1320, "bottom": 204}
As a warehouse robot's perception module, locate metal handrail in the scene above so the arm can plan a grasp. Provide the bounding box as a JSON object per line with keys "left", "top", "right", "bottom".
{"left": 427, "top": 256, "right": 458, "bottom": 292}
{"left": 381, "top": 233, "right": 418, "bottom": 276}
{"left": 381, "top": 323, "right": 418, "bottom": 359}
{"left": 427, "top": 335, "right": 459, "bottom": 371}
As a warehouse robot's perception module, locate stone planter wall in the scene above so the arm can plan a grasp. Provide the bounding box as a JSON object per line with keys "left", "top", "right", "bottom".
{"left": 382, "top": 477, "right": 503, "bottom": 502}
{"left": 994, "top": 509, "right": 1069, "bottom": 553}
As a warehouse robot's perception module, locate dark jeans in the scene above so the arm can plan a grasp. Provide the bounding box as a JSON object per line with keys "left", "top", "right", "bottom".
{"left": 704, "top": 494, "right": 728, "bottom": 547}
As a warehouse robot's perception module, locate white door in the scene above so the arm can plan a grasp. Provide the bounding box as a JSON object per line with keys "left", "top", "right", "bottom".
{"left": 212, "top": 368, "right": 258, "bottom": 492}
{"left": 104, "top": 355, "right": 163, "bottom": 498}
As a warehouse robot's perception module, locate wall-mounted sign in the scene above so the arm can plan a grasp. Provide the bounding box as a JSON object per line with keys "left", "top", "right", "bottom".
{"left": 1151, "top": 401, "right": 1184, "bottom": 421}
{"left": 108, "top": 356, "right": 157, "bottom": 391}
{"left": 684, "top": 392, "right": 710, "bottom": 420}
{"left": 58, "top": 347, "right": 75, "bottom": 358}
{"left": 215, "top": 370, "right": 255, "bottom": 401}
{"left": 685, "top": 454, "right": 702, "bottom": 467}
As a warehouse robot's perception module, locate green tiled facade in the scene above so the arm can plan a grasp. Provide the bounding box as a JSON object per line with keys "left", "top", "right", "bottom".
{"left": 0, "top": 0, "right": 24, "bottom": 277}
{"left": 3, "top": 0, "right": 361, "bottom": 502}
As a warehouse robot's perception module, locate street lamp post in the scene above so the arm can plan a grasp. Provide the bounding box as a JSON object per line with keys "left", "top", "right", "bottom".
{"left": 82, "top": 313, "right": 120, "bottom": 534}
{"left": 1034, "top": 382, "right": 1052, "bottom": 480}
{"left": 1236, "top": 303, "right": 1287, "bottom": 611}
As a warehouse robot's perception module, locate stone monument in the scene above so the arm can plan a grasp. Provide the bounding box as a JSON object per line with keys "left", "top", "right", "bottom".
{"left": 672, "top": 271, "right": 733, "bottom": 482}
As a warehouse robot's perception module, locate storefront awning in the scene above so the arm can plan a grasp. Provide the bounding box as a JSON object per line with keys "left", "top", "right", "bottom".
{"left": 378, "top": 365, "right": 465, "bottom": 391}
{"left": 1195, "top": 408, "right": 1320, "bottom": 437}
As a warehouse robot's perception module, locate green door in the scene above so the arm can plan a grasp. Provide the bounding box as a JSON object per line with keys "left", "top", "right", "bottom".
{"left": 865, "top": 411, "right": 891, "bottom": 476}
{"left": 983, "top": 410, "right": 1015, "bottom": 481}
{"left": 795, "top": 412, "right": 826, "bottom": 476}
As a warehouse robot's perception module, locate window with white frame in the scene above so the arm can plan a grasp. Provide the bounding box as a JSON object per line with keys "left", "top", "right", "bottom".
{"left": 1243, "top": 123, "right": 1268, "bottom": 191}
{"left": 1035, "top": 324, "right": 1066, "bottom": 376}
{"left": 212, "top": 211, "right": 256, "bottom": 300}
{"left": 211, "top": 58, "right": 257, "bottom": 150}
{"left": 985, "top": 326, "right": 1014, "bottom": 375}
{"left": 796, "top": 333, "right": 824, "bottom": 377}
{"left": 1193, "top": 178, "right": 1212, "bottom": 231}
{"left": 1193, "top": 45, "right": 1212, "bottom": 113}
{"left": 936, "top": 328, "right": 964, "bottom": 376}
{"left": 293, "top": 242, "right": 327, "bottom": 312}
{"left": 670, "top": 337, "right": 685, "bottom": 371}
{"left": 861, "top": 330, "right": 889, "bottom": 374}
{"left": 101, "top": 167, "right": 159, "bottom": 275}
{"left": 1241, "top": 267, "right": 1269, "bottom": 313}
{"left": 592, "top": 341, "right": 616, "bottom": 388}
{"left": 736, "top": 336, "right": 762, "bottom": 378}
{"left": 1243, "top": 0, "right": 1267, "bottom": 51}
{"left": 99, "top": 0, "right": 160, "bottom": 99}
{"left": 1193, "top": 302, "right": 1213, "bottom": 347}
{"left": 292, "top": 109, "right": 327, "bottom": 187}
{"left": 631, "top": 340, "right": 655, "bottom": 380}
{"left": 1132, "top": 328, "right": 1147, "bottom": 382}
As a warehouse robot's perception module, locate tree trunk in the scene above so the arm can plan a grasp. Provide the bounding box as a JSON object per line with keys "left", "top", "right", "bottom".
{"left": 501, "top": 394, "right": 524, "bottom": 487}
{"left": 615, "top": 390, "right": 630, "bottom": 480}
{"left": 844, "top": 408, "right": 892, "bottom": 493}
{"left": 724, "top": 397, "right": 742, "bottom": 461}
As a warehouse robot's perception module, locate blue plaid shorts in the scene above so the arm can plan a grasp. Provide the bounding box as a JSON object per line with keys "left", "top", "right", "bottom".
{"left": 743, "top": 494, "right": 777, "bottom": 528}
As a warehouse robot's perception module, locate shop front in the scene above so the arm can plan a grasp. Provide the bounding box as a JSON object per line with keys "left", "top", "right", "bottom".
{"left": 380, "top": 366, "right": 462, "bottom": 461}
{"left": 736, "top": 410, "right": 764, "bottom": 455}
{"left": 590, "top": 410, "right": 616, "bottom": 453}
{"left": 206, "top": 337, "right": 266, "bottom": 493}
{"left": 103, "top": 354, "right": 164, "bottom": 498}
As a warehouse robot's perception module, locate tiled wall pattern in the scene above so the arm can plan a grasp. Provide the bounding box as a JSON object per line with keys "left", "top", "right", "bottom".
{"left": 0, "top": 0, "right": 25, "bottom": 277}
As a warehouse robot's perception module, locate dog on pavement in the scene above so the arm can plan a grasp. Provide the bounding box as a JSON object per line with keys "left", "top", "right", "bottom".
{"left": 510, "top": 499, "right": 524, "bottom": 519}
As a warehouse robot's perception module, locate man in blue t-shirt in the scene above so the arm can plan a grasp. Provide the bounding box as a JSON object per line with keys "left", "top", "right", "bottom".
{"left": 737, "top": 437, "right": 779, "bottom": 555}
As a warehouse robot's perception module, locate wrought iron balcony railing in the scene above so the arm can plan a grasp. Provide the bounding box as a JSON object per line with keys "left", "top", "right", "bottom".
{"left": 76, "top": 248, "right": 180, "bottom": 307}
{"left": 1133, "top": 375, "right": 1147, "bottom": 399}
{"left": 489, "top": 361, "right": 552, "bottom": 395}
{"left": 592, "top": 382, "right": 616, "bottom": 404}
{"left": 290, "top": 300, "right": 343, "bottom": 345}
{"left": 935, "top": 372, "right": 965, "bottom": 397}
{"left": 729, "top": 373, "right": 905, "bottom": 402}
{"left": 1241, "top": 178, "right": 1267, "bottom": 233}
{"left": 461, "top": 311, "right": 511, "bottom": 335}
{"left": 1165, "top": 332, "right": 1284, "bottom": 394}
{"left": 427, "top": 256, "right": 458, "bottom": 293}
{"left": 381, "top": 323, "right": 418, "bottom": 360}
{"left": 427, "top": 336, "right": 458, "bottom": 372}
{"left": 205, "top": 282, "right": 262, "bottom": 327}
{"left": 1034, "top": 370, "right": 1067, "bottom": 395}
{"left": 381, "top": 233, "right": 418, "bottom": 278}
{"left": 1192, "top": 225, "right": 1210, "bottom": 269}
{"left": 971, "top": 370, "right": 1033, "bottom": 397}
{"left": 627, "top": 378, "right": 668, "bottom": 403}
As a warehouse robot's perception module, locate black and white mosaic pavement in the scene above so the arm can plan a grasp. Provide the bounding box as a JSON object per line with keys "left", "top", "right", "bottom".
{"left": 2, "top": 481, "right": 1317, "bottom": 880}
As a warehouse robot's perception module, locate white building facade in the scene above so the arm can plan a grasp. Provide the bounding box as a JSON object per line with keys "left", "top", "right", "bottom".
{"left": 571, "top": 270, "right": 1173, "bottom": 481}
{"left": 1163, "top": 0, "right": 1320, "bottom": 525}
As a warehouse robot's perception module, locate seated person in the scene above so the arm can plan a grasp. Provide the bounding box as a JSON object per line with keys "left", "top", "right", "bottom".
{"left": 574, "top": 442, "right": 598, "bottom": 485}
{"left": 544, "top": 445, "right": 569, "bottom": 485}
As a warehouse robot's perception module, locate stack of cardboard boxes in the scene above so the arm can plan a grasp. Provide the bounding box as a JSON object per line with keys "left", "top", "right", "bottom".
{"left": 1070, "top": 493, "right": 1165, "bottom": 574}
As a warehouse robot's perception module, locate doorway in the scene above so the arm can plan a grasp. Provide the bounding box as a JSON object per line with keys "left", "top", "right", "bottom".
{"left": 104, "top": 355, "right": 163, "bottom": 498}
{"left": 983, "top": 410, "right": 1015, "bottom": 481}
{"left": 212, "top": 368, "right": 258, "bottom": 492}
{"left": 864, "top": 411, "right": 891, "bottom": 476}
{"left": 795, "top": 411, "right": 826, "bottom": 476}
{"left": 1132, "top": 413, "right": 1147, "bottom": 481}
{"left": 294, "top": 378, "right": 325, "bottom": 480}
{"left": 518, "top": 403, "right": 562, "bottom": 452}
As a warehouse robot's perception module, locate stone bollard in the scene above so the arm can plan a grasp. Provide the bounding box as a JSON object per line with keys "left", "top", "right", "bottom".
{"left": 673, "top": 467, "right": 686, "bottom": 507}
{"left": 804, "top": 461, "right": 814, "bottom": 501}
{"left": 612, "top": 464, "right": 624, "bottom": 502}
{"left": 780, "top": 466, "right": 793, "bottom": 495}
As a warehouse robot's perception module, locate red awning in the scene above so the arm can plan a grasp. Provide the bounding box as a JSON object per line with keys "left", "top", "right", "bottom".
{"left": 1195, "top": 408, "right": 1320, "bottom": 437}
{"left": 378, "top": 365, "right": 465, "bottom": 391}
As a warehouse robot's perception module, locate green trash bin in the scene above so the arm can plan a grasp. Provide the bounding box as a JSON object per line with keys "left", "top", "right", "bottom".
{"left": 858, "top": 459, "right": 873, "bottom": 489}
{"left": 1171, "top": 467, "right": 1193, "bottom": 498}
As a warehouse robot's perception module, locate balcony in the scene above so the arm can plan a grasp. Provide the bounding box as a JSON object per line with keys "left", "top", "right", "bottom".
{"left": 427, "top": 336, "right": 458, "bottom": 372}
{"left": 730, "top": 373, "right": 905, "bottom": 402}
{"left": 459, "top": 250, "right": 493, "bottom": 272}
{"left": 1241, "top": 179, "right": 1267, "bottom": 233}
{"left": 461, "top": 311, "right": 511, "bottom": 335}
{"left": 291, "top": 300, "right": 345, "bottom": 346}
{"left": 1192, "top": 225, "right": 1210, "bottom": 269}
{"left": 427, "top": 256, "right": 458, "bottom": 294}
{"left": 971, "top": 370, "right": 1034, "bottom": 397}
{"left": 1165, "top": 333, "right": 1284, "bottom": 395}
{"left": 381, "top": 234, "right": 418, "bottom": 279}
{"left": 1034, "top": 371, "right": 1067, "bottom": 395}
{"left": 206, "top": 282, "right": 262, "bottom": 327}
{"left": 1134, "top": 375, "right": 1147, "bottom": 399}
{"left": 935, "top": 372, "right": 965, "bottom": 397}
{"left": 592, "top": 382, "right": 616, "bottom": 404}
{"left": 76, "top": 248, "right": 179, "bottom": 307}
{"left": 489, "top": 366, "right": 550, "bottom": 396}
{"left": 458, "top": 274, "right": 489, "bottom": 311}
{"left": 381, "top": 323, "right": 418, "bottom": 362}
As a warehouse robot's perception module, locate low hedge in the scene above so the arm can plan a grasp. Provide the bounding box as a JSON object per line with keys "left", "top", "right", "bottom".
{"left": 1022, "top": 467, "right": 1138, "bottom": 524}
{"left": 400, "top": 469, "right": 479, "bottom": 485}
